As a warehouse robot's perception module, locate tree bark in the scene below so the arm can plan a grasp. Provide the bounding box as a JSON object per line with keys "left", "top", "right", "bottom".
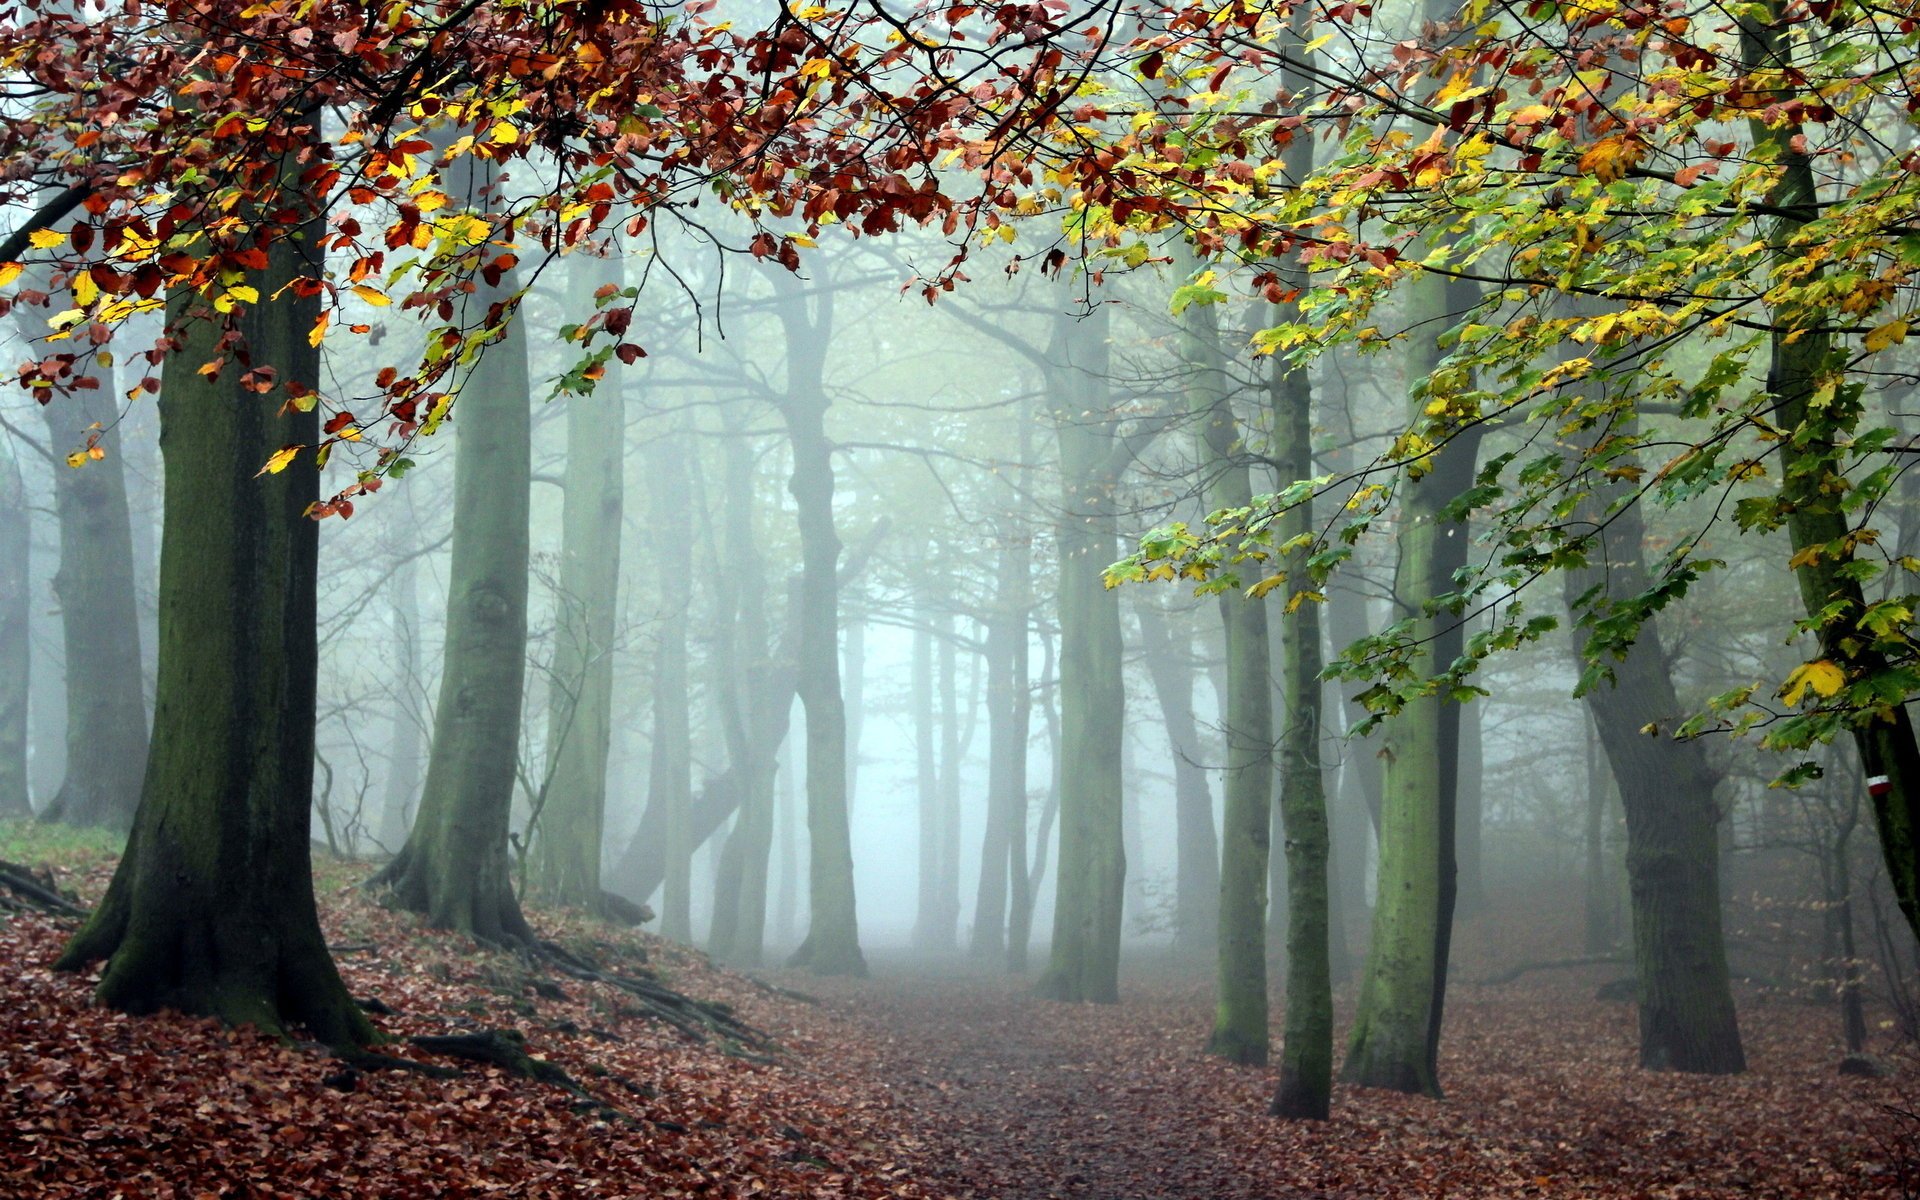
{"left": 1269, "top": 300, "right": 1334, "bottom": 1119}
{"left": 772, "top": 272, "right": 864, "bottom": 976}
{"left": 649, "top": 427, "right": 695, "bottom": 941}
{"left": 57, "top": 155, "right": 371, "bottom": 1045}
{"left": 1566, "top": 446, "right": 1745, "bottom": 1074}
{"left": 1136, "top": 600, "right": 1221, "bottom": 960}
{"left": 1035, "top": 305, "right": 1127, "bottom": 1004}
{"left": 531, "top": 252, "right": 626, "bottom": 910}
{"left": 36, "top": 358, "right": 147, "bottom": 831}
{"left": 0, "top": 435, "right": 28, "bottom": 817}
{"left": 369, "top": 219, "right": 534, "bottom": 945}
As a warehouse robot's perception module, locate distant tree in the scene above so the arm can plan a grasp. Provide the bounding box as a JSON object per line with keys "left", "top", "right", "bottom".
{"left": 0, "top": 435, "right": 30, "bottom": 819}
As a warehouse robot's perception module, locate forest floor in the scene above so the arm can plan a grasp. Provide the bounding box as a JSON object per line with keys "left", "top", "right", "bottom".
{"left": 0, "top": 825, "right": 1912, "bottom": 1198}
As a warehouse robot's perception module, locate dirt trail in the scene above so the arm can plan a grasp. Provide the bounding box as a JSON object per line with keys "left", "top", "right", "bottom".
{"left": 798, "top": 966, "right": 1285, "bottom": 1200}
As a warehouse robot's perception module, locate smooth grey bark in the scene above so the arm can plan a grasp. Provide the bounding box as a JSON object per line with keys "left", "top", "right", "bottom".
{"left": 531, "top": 253, "right": 627, "bottom": 911}
{"left": 771, "top": 270, "right": 863, "bottom": 976}
{"left": 369, "top": 230, "right": 535, "bottom": 945}
{"left": 58, "top": 156, "right": 371, "bottom": 1045}
{"left": 1583, "top": 713, "right": 1617, "bottom": 954}
{"left": 912, "top": 608, "right": 943, "bottom": 950}
{"left": 0, "top": 435, "right": 28, "bottom": 817}
{"left": 1135, "top": 600, "right": 1221, "bottom": 959}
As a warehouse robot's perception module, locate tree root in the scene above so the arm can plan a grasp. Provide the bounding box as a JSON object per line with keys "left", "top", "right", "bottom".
{"left": 409, "top": 1029, "right": 575, "bottom": 1086}
{"left": 531, "top": 939, "right": 774, "bottom": 1055}
{"left": 0, "top": 860, "right": 86, "bottom": 917}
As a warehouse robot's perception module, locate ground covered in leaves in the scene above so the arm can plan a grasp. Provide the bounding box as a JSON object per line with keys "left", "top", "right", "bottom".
{"left": 1, "top": 830, "right": 1914, "bottom": 1198}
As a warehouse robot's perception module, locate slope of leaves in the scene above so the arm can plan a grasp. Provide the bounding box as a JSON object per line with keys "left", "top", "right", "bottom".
{"left": 0, "top": 848, "right": 941, "bottom": 1200}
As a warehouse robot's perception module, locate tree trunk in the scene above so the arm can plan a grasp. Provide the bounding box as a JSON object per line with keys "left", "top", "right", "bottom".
{"left": 974, "top": 518, "right": 1032, "bottom": 960}
{"left": 377, "top": 540, "right": 423, "bottom": 853}
{"left": 1566, "top": 450, "right": 1745, "bottom": 1073}
{"left": 0, "top": 435, "right": 29, "bottom": 817}
{"left": 531, "top": 253, "right": 626, "bottom": 910}
{"left": 1269, "top": 298, "right": 1334, "bottom": 1118}
{"left": 37, "top": 359, "right": 147, "bottom": 831}
{"left": 773, "top": 273, "right": 863, "bottom": 976}
{"left": 937, "top": 613, "right": 966, "bottom": 946}
{"left": 1583, "top": 714, "right": 1616, "bottom": 955}
{"left": 1175, "top": 268, "right": 1272, "bottom": 1064}
{"left": 1036, "top": 305, "right": 1127, "bottom": 1004}
{"left": 58, "top": 160, "right": 371, "bottom": 1045}
{"left": 912, "top": 608, "right": 943, "bottom": 950}
{"left": 1136, "top": 600, "right": 1221, "bottom": 960}
{"left": 1343, "top": 271, "right": 1477, "bottom": 1098}
{"left": 369, "top": 224, "right": 534, "bottom": 945}
{"left": 648, "top": 427, "right": 695, "bottom": 941}
{"left": 1740, "top": 13, "right": 1920, "bottom": 952}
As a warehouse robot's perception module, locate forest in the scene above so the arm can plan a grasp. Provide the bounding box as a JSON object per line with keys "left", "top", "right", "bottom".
{"left": 0, "top": 0, "right": 1917, "bottom": 1195}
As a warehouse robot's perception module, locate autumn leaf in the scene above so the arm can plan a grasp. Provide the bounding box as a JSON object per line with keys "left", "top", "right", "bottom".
{"left": 1576, "top": 135, "right": 1646, "bottom": 184}
{"left": 256, "top": 445, "right": 302, "bottom": 476}
{"left": 1779, "top": 659, "right": 1845, "bottom": 706}
{"left": 26, "top": 227, "right": 64, "bottom": 250}
{"left": 1865, "top": 318, "right": 1908, "bottom": 352}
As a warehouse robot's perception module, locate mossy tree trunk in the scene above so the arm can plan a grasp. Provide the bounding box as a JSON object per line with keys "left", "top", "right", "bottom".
{"left": 369, "top": 225, "right": 534, "bottom": 945}
{"left": 772, "top": 271, "right": 864, "bottom": 976}
{"left": 1036, "top": 304, "right": 1128, "bottom": 1004}
{"left": 35, "top": 353, "right": 147, "bottom": 831}
{"left": 1176, "top": 269, "right": 1273, "bottom": 1064}
{"left": 1268, "top": 300, "right": 1335, "bottom": 1118}
{"left": 0, "top": 435, "right": 28, "bottom": 818}
{"left": 1343, "top": 271, "right": 1479, "bottom": 1098}
{"left": 57, "top": 157, "right": 371, "bottom": 1045}
{"left": 1740, "top": 13, "right": 1920, "bottom": 950}
{"left": 532, "top": 252, "right": 626, "bottom": 910}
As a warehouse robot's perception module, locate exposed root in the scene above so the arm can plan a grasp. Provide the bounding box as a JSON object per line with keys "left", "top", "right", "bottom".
{"left": 533, "top": 939, "right": 774, "bottom": 1055}
{"left": 0, "top": 860, "right": 85, "bottom": 918}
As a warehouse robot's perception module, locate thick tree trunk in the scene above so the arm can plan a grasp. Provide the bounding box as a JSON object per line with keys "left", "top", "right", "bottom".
{"left": 0, "top": 437, "right": 28, "bottom": 818}
{"left": 58, "top": 165, "right": 371, "bottom": 1045}
{"left": 773, "top": 274, "right": 864, "bottom": 977}
{"left": 974, "top": 518, "right": 1032, "bottom": 961}
{"left": 1566, "top": 453, "right": 1745, "bottom": 1074}
{"left": 369, "top": 237, "right": 534, "bottom": 945}
{"left": 1268, "top": 300, "right": 1334, "bottom": 1119}
{"left": 532, "top": 253, "right": 626, "bottom": 910}
{"left": 1036, "top": 306, "right": 1127, "bottom": 1004}
{"left": 1136, "top": 601, "right": 1221, "bottom": 960}
{"left": 37, "top": 364, "right": 147, "bottom": 831}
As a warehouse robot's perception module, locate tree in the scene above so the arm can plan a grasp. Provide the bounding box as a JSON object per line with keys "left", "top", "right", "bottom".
{"left": 0, "top": 433, "right": 27, "bottom": 819}
{"left": 21, "top": 316, "right": 147, "bottom": 831}
{"left": 56, "top": 140, "right": 372, "bottom": 1046}
{"left": 531, "top": 252, "right": 628, "bottom": 911}
{"left": 770, "top": 268, "right": 865, "bottom": 977}
{"left": 369, "top": 190, "right": 535, "bottom": 944}
{"left": 648, "top": 422, "right": 696, "bottom": 941}
{"left": 1177, "top": 263, "right": 1274, "bottom": 1065}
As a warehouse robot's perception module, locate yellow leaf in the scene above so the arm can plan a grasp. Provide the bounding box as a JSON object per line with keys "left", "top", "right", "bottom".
{"left": 27, "top": 228, "right": 64, "bottom": 250}
{"left": 1246, "top": 574, "right": 1286, "bottom": 601}
{"left": 1576, "top": 135, "right": 1646, "bottom": 185}
{"left": 257, "top": 445, "right": 302, "bottom": 477}
{"left": 64, "top": 450, "right": 86, "bottom": 468}
{"left": 351, "top": 284, "right": 391, "bottom": 307}
{"left": 1865, "top": 319, "right": 1908, "bottom": 353}
{"left": 308, "top": 311, "right": 329, "bottom": 348}
{"left": 489, "top": 121, "right": 520, "bottom": 144}
{"left": 226, "top": 284, "right": 259, "bottom": 305}
{"left": 1780, "top": 659, "right": 1846, "bottom": 707}
{"left": 72, "top": 271, "right": 98, "bottom": 307}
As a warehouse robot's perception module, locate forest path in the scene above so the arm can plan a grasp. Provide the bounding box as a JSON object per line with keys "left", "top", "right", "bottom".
{"left": 796, "top": 962, "right": 1288, "bottom": 1200}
